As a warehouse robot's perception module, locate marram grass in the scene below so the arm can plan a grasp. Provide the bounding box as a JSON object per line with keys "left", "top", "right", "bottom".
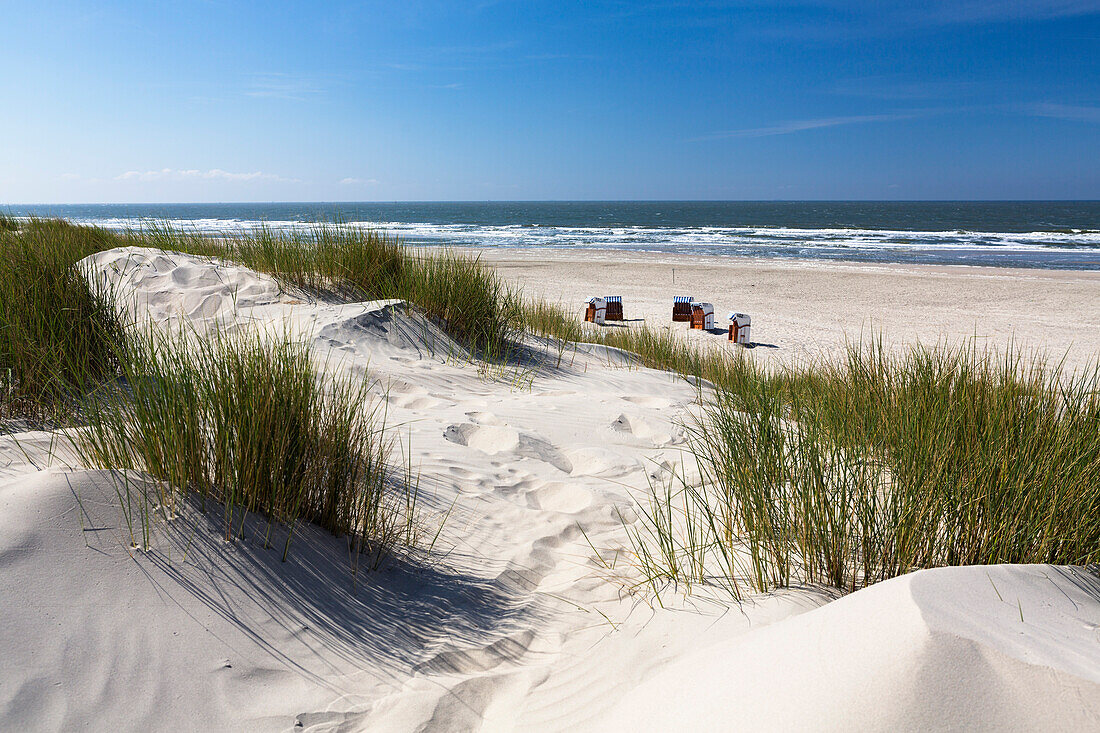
{"left": 3, "top": 217, "right": 521, "bottom": 385}
{"left": 121, "top": 222, "right": 521, "bottom": 353}
{"left": 0, "top": 219, "right": 125, "bottom": 423}
{"left": 76, "top": 326, "right": 414, "bottom": 564}
{"left": 625, "top": 341, "right": 1100, "bottom": 599}
{"left": 518, "top": 299, "right": 1100, "bottom": 598}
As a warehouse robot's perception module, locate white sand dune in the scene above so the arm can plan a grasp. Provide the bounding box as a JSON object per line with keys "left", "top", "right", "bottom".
{"left": 3, "top": 248, "right": 1099, "bottom": 731}
{"left": 601, "top": 564, "right": 1100, "bottom": 731}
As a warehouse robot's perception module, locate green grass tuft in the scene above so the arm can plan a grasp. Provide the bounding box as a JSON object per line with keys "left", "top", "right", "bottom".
{"left": 625, "top": 341, "right": 1100, "bottom": 598}
{"left": 76, "top": 327, "right": 411, "bottom": 563}
{"left": 0, "top": 219, "right": 126, "bottom": 423}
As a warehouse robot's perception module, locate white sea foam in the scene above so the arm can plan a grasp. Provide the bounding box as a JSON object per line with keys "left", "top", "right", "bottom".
{"left": 37, "top": 215, "right": 1100, "bottom": 263}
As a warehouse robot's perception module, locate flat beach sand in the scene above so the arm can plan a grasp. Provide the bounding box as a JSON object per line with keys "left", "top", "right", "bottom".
{"left": 471, "top": 247, "right": 1100, "bottom": 371}
{"left": 2, "top": 247, "right": 1099, "bottom": 731}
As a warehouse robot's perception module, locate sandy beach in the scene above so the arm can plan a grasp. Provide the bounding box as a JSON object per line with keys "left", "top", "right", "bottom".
{"left": 3, "top": 245, "right": 1099, "bottom": 730}
{"left": 471, "top": 247, "right": 1100, "bottom": 372}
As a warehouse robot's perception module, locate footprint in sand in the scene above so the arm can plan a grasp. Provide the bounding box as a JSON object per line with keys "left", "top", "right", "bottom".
{"left": 386, "top": 381, "right": 451, "bottom": 410}
{"left": 171, "top": 264, "right": 222, "bottom": 288}
{"left": 561, "top": 446, "right": 636, "bottom": 478}
{"left": 647, "top": 459, "right": 679, "bottom": 483}
{"left": 609, "top": 412, "right": 683, "bottom": 447}
{"left": 187, "top": 293, "right": 226, "bottom": 320}
{"left": 411, "top": 671, "right": 535, "bottom": 732}
{"left": 444, "top": 423, "right": 573, "bottom": 473}
{"left": 389, "top": 394, "right": 446, "bottom": 410}
{"left": 622, "top": 394, "right": 677, "bottom": 409}
{"left": 465, "top": 411, "right": 504, "bottom": 425}
{"left": 525, "top": 481, "right": 594, "bottom": 514}
{"left": 444, "top": 423, "right": 520, "bottom": 453}
{"left": 447, "top": 466, "right": 480, "bottom": 479}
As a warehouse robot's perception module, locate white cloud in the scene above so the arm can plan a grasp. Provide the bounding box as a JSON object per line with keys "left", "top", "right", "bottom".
{"left": 919, "top": 0, "right": 1100, "bottom": 24}
{"left": 339, "top": 177, "right": 380, "bottom": 185}
{"left": 782, "top": 1, "right": 1100, "bottom": 25}
{"left": 114, "top": 168, "right": 300, "bottom": 183}
{"left": 1029, "top": 103, "right": 1100, "bottom": 123}
{"left": 694, "top": 113, "right": 915, "bottom": 141}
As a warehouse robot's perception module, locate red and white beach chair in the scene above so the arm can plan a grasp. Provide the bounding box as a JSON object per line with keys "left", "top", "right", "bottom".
{"left": 690, "top": 302, "right": 714, "bottom": 330}
{"left": 728, "top": 312, "right": 752, "bottom": 344}
{"left": 584, "top": 296, "right": 607, "bottom": 325}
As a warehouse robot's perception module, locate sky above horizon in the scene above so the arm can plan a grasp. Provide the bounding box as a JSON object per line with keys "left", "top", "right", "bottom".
{"left": 2, "top": 1, "right": 1099, "bottom": 203}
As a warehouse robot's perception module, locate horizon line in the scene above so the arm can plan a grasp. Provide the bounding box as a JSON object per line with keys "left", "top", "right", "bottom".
{"left": 6, "top": 198, "right": 1100, "bottom": 206}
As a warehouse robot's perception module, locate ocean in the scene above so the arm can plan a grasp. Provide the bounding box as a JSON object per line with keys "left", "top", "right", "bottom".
{"left": 8, "top": 201, "right": 1100, "bottom": 270}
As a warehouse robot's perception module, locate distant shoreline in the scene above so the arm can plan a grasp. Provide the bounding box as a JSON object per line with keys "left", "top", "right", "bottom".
{"left": 472, "top": 244, "right": 1100, "bottom": 372}
{"left": 6, "top": 201, "right": 1100, "bottom": 271}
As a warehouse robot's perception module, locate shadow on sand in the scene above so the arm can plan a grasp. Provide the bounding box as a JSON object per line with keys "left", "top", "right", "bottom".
{"left": 67, "top": 468, "right": 543, "bottom": 693}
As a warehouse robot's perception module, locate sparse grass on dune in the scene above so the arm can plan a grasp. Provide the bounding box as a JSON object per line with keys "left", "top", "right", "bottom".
{"left": 76, "top": 327, "right": 413, "bottom": 565}
{"left": 3, "top": 217, "right": 519, "bottom": 355}
{"left": 627, "top": 341, "right": 1100, "bottom": 599}
{"left": 520, "top": 300, "right": 1100, "bottom": 599}
{"left": 456, "top": 289, "right": 1100, "bottom": 597}
{"left": 124, "top": 222, "right": 404, "bottom": 296}
{"left": 0, "top": 218, "right": 418, "bottom": 564}
{"left": 123, "top": 222, "right": 519, "bottom": 352}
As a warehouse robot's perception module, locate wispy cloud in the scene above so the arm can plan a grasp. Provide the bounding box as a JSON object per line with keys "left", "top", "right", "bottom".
{"left": 702, "top": 1, "right": 1100, "bottom": 41}
{"left": 339, "top": 177, "right": 380, "bottom": 185}
{"left": 783, "top": 0, "right": 1100, "bottom": 25}
{"left": 588, "top": 1, "right": 1100, "bottom": 23}
{"left": 917, "top": 0, "right": 1100, "bottom": 25}
{"left": 424, "top": 40, "right": 520, "bottom": 57}
{"left": 524, "top": 52, "right": 599, "bottom": 61}
{"left": 1028, "top": 102, "right": 1100, "bottom": 122}
{"left": 115, "top": 168, "right": 301, "bottom": 183}
{"left": 693, "top": 113, "right": 915, "bottom": 141}
{"left": 384, "top": 40, "right": 520, "bottom": 75}
{"left": 829, "top": 77, "right": 983, "bottom": 101}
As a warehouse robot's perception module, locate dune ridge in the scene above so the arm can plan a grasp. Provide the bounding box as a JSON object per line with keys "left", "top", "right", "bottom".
{"left": 2, "top": 247, "right": 1098, "bottom": 731}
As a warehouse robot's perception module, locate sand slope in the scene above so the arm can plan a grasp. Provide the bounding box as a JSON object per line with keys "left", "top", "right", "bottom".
{"left": 601, "top": 564, "right": 1100, "bottom": 731}
{"left": 3, "top": 248, "right": 1099, "bottom": 731}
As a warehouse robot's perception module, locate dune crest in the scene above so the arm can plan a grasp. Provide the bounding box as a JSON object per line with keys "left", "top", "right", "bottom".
{"left": 600, "top": 564, "right": 1100, "bottom": 731}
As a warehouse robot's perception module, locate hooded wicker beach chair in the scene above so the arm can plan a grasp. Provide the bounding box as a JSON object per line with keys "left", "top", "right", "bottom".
{"left": 728, "top": 312, "right": 752, "bottom": 344}
{"left": 690, "top": 302, "right": 715, "bottom": 330}
{"left": 604, "top": 296, "right": 624, "bottom": 321}
{"left": 672, "top": 296, "right": 694, "bottom": 322}
{"left": 584, "top": 296, "right": 607, "bottom": 324}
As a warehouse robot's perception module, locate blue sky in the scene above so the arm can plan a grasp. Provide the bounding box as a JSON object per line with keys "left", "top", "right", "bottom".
{"left": 2, "top": 1, "right": 1099, "bottom": 202}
